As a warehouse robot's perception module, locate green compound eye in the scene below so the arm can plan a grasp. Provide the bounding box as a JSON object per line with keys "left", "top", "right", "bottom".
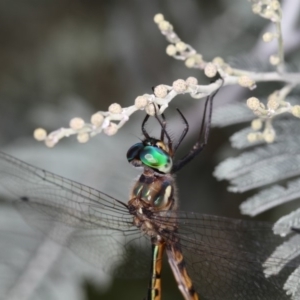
{"left": 140, "top": 146, "right": 173, "bottom": 173}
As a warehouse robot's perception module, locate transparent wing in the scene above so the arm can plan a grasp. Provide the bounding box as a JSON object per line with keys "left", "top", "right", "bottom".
{"left": 0, "top": 151, "right": 151, "bottom": 277}
{"left": 154, "top": 212, "right": 299, "bottom": 300}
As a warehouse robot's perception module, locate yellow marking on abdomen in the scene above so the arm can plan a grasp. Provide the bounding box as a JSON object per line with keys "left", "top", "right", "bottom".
{"left": 167, "top": 245, "right": 199, "bottom": 300}
{"left": 149, "top": 243, "right": 165, "bottom": 300}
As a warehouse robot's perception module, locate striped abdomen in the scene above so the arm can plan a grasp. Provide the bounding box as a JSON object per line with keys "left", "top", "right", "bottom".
{"left": 166, "top": 243, "right": 199, "bottom": 300}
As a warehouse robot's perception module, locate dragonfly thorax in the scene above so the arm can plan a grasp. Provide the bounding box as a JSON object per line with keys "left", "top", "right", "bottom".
{"left": 128, "top": 170, "right": 178, "bottom": 237}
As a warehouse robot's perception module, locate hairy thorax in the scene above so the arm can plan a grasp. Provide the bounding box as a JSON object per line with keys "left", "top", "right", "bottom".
{"left": 128, "top": 168, "right": 178, "bottom": 239}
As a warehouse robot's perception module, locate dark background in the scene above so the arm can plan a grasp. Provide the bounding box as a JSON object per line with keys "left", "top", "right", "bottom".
{"left": 0, "top": 1, "right": 297, "bottom": 300}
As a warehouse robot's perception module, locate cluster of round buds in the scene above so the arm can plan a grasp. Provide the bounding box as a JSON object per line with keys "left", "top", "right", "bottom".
{"left": 165, "top": 40, "right": 205, "bottom": 70}
{"left": 33, "top": 102, "right": 130, "bottom": 147}
{"left": 154, "top": 14, "right": 188, "bottom": 58}
{"left": 154, "top": 14, "right": 207, "bottom": 70}
{"left": 206, "top": 57, "right": 233, "bottom": 76}
{"left": 154, "top": 13, "right": 173, "bottom": 32}
{"left": 166, "top": 41, "right": 187, "bottom": 56}
{"left": 135, "top": 77, "right": 201, "bottom": 118}
{"left": 263, "top": 33, "right": 282, "bottom": 66}
{"left": 184, "top": 54, "right": 204, "bottom": 69}
{"left": 246, "top": 90, "right": 300, "bottom": 145}
{"left": 248, "top": 120, "right": 276, "bottom": 144}
{"left": 247, "top": 131, "right": 264, "bottom": 143}
{"left": 251, "top": 0, "right": 281, "bottom": 23}
{"left": 153, "top": 78, "right": 198, "bottom": 100}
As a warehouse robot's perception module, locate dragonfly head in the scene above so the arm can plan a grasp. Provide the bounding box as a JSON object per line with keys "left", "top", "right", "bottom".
{"left": 127, "top": 138, "right": 173, "bottom": 173}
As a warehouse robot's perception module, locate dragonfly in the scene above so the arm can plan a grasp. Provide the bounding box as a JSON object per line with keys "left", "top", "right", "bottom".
{"left": 0, "top": 83, "right": 299, "bottom": 300}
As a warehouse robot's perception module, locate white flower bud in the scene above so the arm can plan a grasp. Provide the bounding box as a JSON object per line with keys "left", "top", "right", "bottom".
{"left": 267, "top": 93, "right": 280, "bottom": 110}
{"left": 204, "top": 63, "right": 217, "bottom": 78}
{"left": 135, "top": 95, "right": 148, "bottom": 109}
{"left": 34, "top": 128, "right": 47, "bottom": 141}
{"left": 108, "top": 103, "right": 122, "bottom": 114}
{"left": 238, "top": 76, "right": 256, "bottom": 89}
{"left": 263, "top": 128, "right": 276, "bottom": 143}
{"left": 166, "top": 44, "right": 177, "bottom": 56}
{"left": 154, "top": 85, "right": 168, "bottom": 98}
{"left": 185, "top": 57, "right": 195, "bottom": 68}
{"left": 154, "top": 13, "right": 164, "bottom": 24}
{"left": 247, "top": 97, "right": 260, "bottom": 110}
{"left": 175, "top": 41, "right": 187, "bottom": 52}
{"left": 69, "top": 118, "right": 84, "bottom": 130}
{"left": 186, "top": 77, "right": 198, "bottom": 85}
{"left": 194, "top": 54, "right": 203, "bottom": 63}
{"left": 45, "top": 138, "right": 56, "bottom": 148}
{"left": 264, "top": 9, "right": 274, "bottom": 19}
{"left": 212, "top": 57, "right": 224, "bottom": 65}
{"left": 104, "top": 122, "right": 118, "bottom": 136}
{"left": 172, "top": 79, "right": 187, "bottom": 93}
{"left": 91, "top": 113, "right": 104, "bottom": 127}
{"left": 252, "top": 3, "right": 262, "bottom": 14}
{"left": 145, "top": 103, "right": 158, "bottom": 116}
{"left": 269, "top": 55, "right": 280, "bottom": 65}
{"left": 77, "top": 132, "right": 89, "bottom": 143}
{"left": 247, "top": 132, "right": 262, "bottom": 143}
{"left": 222, "top": 64, "right": 233, "bottom": 75}
{"left": 270, "top": 0, "right": 280, "bottom": 10}
{"left": 262, "top": 32, "right": 274, "bottom": 42}
{"left": 158, "top": 20, "right": 171, "bottom": 31}
{"left": 251, "top": 119, "right": 263, "bottom": 131}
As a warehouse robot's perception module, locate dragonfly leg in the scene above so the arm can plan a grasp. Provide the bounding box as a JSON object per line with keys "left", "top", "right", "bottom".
{"left": 171, "top": 79, "right": 223, "bottom": 173}
{"left": 146, "top": 242, "right": 165, "bottom": 300}
{"left": 166, "top": 244, "right": 199, "bottom": 300}
{"left": 160, "top": 113, "right": 167, "bottom": 142}
{"left": 153, "top": 107, "right": 173, "bottom": 152}
{"left": 173, "top": 108, "right": 189, "bottom": 153}
{"left": 142, "top": 114, "right": 151, "bottom": 139}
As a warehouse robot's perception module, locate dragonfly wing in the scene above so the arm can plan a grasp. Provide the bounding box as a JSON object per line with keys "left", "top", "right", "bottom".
{"left": 0, "top": 152, "right": 130, "bottom": 229}
{"left": 63, "top": 227, "right": 152, "bottom": 277}
{"left": 0, "top": 151, "right": 151, "bottom": 278}
{"left": 154, "top": 211, "right": 299, "bottom": 300}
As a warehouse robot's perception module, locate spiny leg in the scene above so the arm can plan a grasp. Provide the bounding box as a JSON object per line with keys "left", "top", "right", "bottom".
{"left": 160, "top": 113, "right": 167, "bottom": 142}
{"left": 153, "top": 105, "right": 173, "bottom": 152}
{"left": 173, "top": 109, "right": 189, "bottom": 154}
{"left": 171, "top": 80, "right": 223, "bottom": 173}
{"left": 142, "top": 114, "right": 151, "bottom": 139}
